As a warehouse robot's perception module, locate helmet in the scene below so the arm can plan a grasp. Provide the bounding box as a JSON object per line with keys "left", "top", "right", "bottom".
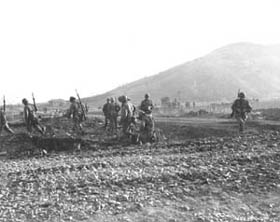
{"left": 238, "top": 92, "right": 245, "bottom": 98}
{"left": 118, "top": 95, "right": 128, "bottom": 103}
{"left": 118, "top": 95, "right": 125, "bottom": 103}
{"left": 69, "top": 96, "right": 76, "bottom": 102}
{"left": 145, "top": 93, "right": 150, "bottom": 99}
{"left": 118, "top": 96, "right": 122, "bottom": 103}
{"left": 22, "top": 98, "right": 28, "bottom": 105}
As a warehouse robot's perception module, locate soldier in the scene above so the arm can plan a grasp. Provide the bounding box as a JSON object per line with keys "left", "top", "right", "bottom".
{"left": 68, "top": 96, "right": 84, "bottom": 133}
{"left": 140, "top": 93, "right": 154, "bottom": 114}
{"left": 118, "top": 95, "right": 136, "bottom": 136}
{"left": 22, "top": 98, "right": 45, "bottom": 136}
{"left": 231, "top": 92, "right": 252, "bottom": 132}
{"left": 108, "top": 97, "right": 120, "bottom": 133}
{"left": 102, "top": 98, "right": 111, "bottom": 128}
{"left": 139, "top": 93, "right": 155, "bottom": 142}
{"left": 0, "top": 108, "right": 14, "bottom": 135}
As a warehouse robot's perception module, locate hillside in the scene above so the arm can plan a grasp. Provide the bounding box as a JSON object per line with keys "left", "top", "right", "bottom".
{"left": 84, "top": 42, "right": 280, "bottom": 108}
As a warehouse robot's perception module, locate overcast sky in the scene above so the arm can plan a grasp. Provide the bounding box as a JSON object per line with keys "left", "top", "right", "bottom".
{"left": 0, "top": 0, "right": 279, "bottom": 103}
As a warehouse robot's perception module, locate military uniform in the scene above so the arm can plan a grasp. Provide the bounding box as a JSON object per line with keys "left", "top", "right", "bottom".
{"left": 69, "top": 99, "right": 84, "bottom": 132}
{"left": 231, "top": 93, "right": 252, "bottom": 132}
{"left": 102, "top": 100, "right": 111, "bottom": 128}
{"left": 119, "top": 96, "right": 136, "bottom": 136}
{"left": 139, "top": 95, "right": 155, "bottom": 141}
{"left": 140, "top": 98, "right": 154, "bottom": 114}
{"left": 0, "top": 109, "right": 14, "bottom": 135}
{"left": 108, "top": 98, "right": 120, "bottom": 133}
{"left": 23, "top": 102, "right": 45, "bottom": 135}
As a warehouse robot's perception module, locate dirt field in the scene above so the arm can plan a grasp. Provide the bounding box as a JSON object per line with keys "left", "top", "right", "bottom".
{"left": 1, "top": 116, "right": 280, "bottom": 221}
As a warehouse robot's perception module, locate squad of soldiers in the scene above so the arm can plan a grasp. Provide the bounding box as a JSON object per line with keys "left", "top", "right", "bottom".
{"left": 0, "top": 90, "right": 253, "bottom": 142}
{"left": 101, "top": 94, "right": 156, "bottom": 142}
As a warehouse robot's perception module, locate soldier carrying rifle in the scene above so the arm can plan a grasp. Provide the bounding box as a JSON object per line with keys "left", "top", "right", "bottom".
{"left": 231, "top": 91, "right": 252, "bottom": 133}
{"left": 0, "top": 96, "right": 14, "bottom": 135}
{"left": 68, "top": 95, "right": 85, "bottom": 134}
{"left": 22, "top": 95, "right": 46, "bottom": 136}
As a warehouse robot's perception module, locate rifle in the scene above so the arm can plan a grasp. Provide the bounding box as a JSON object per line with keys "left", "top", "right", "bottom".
{"left": 75, "top": 89, "right": 86, "bottom": 120}
{"left": 3, "top": 95, "right": 6, "bottom": 112}
{"left": 32, "top": 92, "right": 38, "bottom": 112}
{"left": 85, "top": 103, "right": 89, "bottom": 113}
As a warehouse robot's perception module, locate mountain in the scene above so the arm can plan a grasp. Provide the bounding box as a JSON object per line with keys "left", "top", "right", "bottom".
{"left": 84, "top": 42, "right": 280, "bottom": 108}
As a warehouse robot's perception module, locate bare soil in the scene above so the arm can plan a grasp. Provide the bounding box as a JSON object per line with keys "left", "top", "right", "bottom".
{"left": 0, "top": 116, "right": 280, "bottom": 221}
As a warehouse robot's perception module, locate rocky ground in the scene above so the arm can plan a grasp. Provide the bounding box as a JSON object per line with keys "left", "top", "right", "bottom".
{"left": 0, "top": 117, "right": 280, "bottom": 221}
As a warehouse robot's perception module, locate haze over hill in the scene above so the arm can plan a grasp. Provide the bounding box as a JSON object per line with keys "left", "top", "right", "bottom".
{"left": 84, "top": 42, "right": 280, "bottom": 107}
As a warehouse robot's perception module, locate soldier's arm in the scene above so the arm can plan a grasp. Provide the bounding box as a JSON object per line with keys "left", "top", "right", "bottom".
{"left": 247, "top": 102, "right": 252, "bottom": 113}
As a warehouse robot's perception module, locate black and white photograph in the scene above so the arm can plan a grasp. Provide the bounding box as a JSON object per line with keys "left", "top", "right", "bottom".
{"left": 1, "top": 0, "right": 280, "bottom": 221}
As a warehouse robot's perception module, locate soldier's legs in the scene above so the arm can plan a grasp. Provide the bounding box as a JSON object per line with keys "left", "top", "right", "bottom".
{"left": 108, "top": 118, "right": 114, "bottom": 134}
{"left": 139, "top": 119, "right": 147, "bottom": 143}
{"left": 113, "top": 116, "right": 118, "bottom": 130}
{"left": 31, "top": 118, "right": 45, "bottom": 135}
{"left": 26, "top": 122, "right": 33, "bottom": 134}
{"left": 111, "top": 115, "right": 118, "bottom": 134}
{"left": 4, "top": 123, "right": 14, "bottom": 135}
{"left": 146, "top": 116, "right": 155, "bottom": 139}
{"left": 73, "top": 118, "right": 84, "bottom": 135}
{"left": 104, "top": 116, "right": 109, "bottom": 128}
{"left": 78, "top": 123, "right": 83, "bottom": 134}
{"left": 34, "top": 123, "right": 45, "bottom": 135}
{"left": 122, "top": 120, "right": 130, "bottom": 136}
{"left": 236, "top": 117, "right": 245, "bottom": 132}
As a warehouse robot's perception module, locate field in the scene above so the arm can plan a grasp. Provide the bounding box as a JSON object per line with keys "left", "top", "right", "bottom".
{"left": 1, "top": 116, "right": 280, "bottom": 221}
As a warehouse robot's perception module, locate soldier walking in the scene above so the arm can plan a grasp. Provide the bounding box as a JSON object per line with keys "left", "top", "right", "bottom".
{"left": 0, "top": 108, "right": 14, "bottom": 135}
{"left": 68, "top": 96, "right": 84, "bottom": 134}
{"left": 139, "top": 93, "right": 155, "bottom": 142}
{"left": 22, "top": 98, "right": 46, "bottom": 136}
{"left": 231, "top": 92, "right": 252, "bottom": 133}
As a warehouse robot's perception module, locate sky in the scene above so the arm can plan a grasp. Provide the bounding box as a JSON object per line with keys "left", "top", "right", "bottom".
{"left": 0, "top": 0, "right": 280, "bottom": 104}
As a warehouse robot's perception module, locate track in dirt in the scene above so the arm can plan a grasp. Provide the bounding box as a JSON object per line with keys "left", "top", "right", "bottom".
{"left": 1, "top": 117, "right": 280, "bottom": 221}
